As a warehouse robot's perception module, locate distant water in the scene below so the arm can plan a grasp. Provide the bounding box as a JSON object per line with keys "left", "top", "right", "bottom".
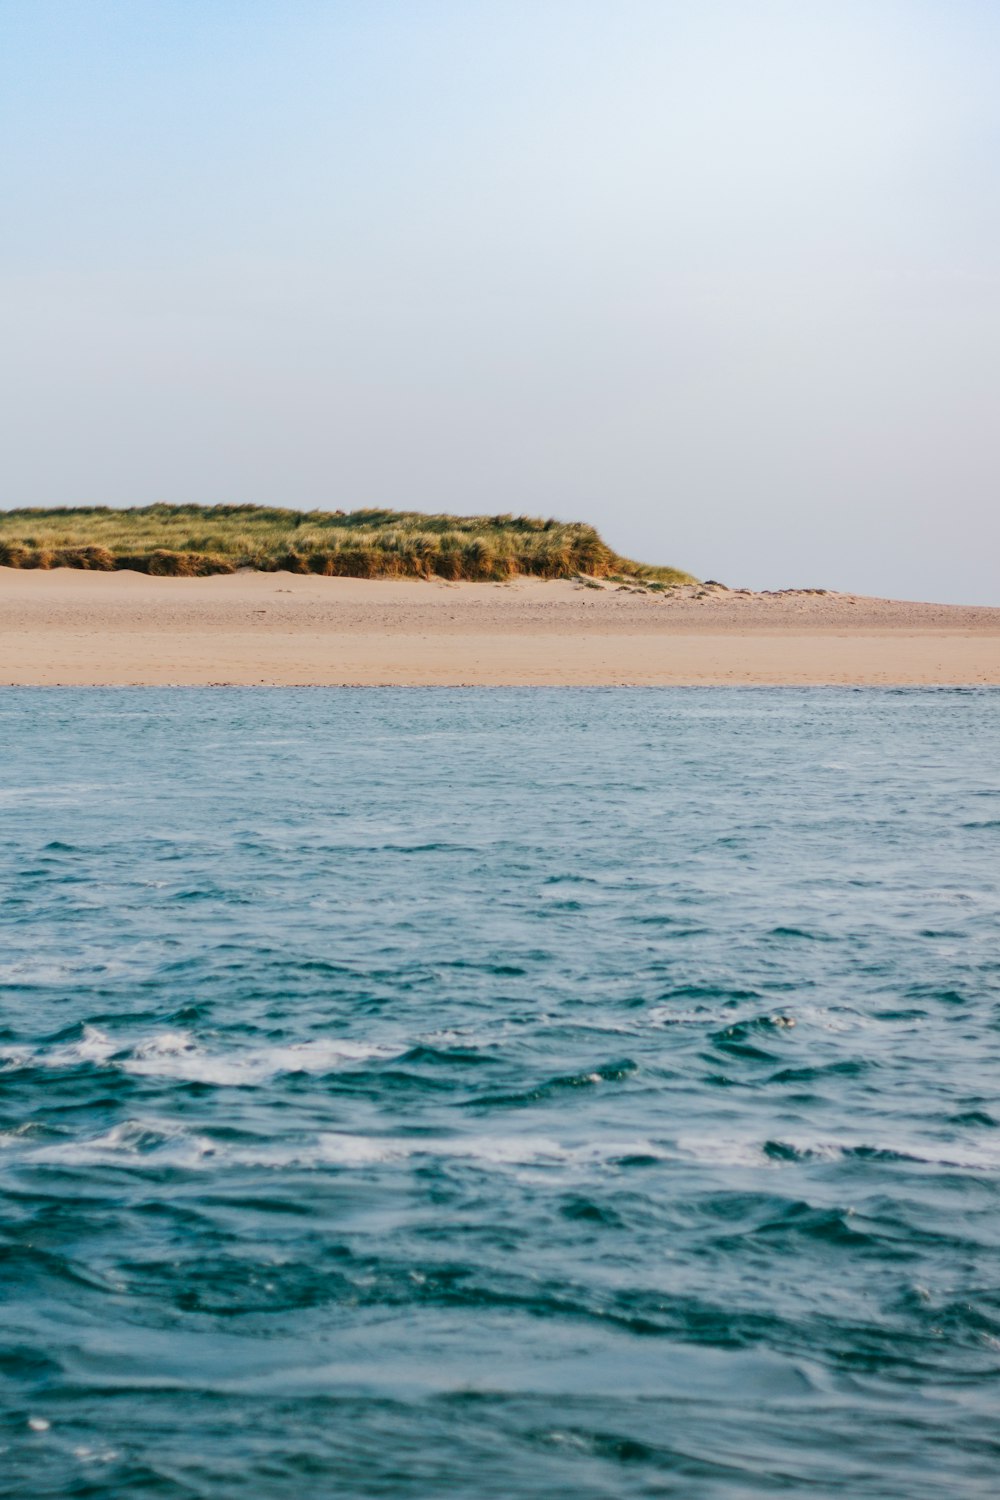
{"left": 2, "top": 688, "right": 999, "bottom": 1499}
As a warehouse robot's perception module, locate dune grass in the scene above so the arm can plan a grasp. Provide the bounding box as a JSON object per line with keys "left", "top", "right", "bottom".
{"left": 0, "top": 504, "right": 697, "bottom": 584}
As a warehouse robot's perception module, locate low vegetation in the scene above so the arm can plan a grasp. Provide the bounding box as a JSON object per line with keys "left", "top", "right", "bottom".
{"left": 0, "top": 505, "right": 696, "bottom": 584}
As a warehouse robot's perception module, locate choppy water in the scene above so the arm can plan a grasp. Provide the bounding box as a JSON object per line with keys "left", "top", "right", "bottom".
{"left": 2, "top": 688, "right": 999, "bottom": 1499}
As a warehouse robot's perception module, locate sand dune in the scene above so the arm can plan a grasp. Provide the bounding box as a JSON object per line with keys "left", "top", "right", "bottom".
{"left": 2, "top": 568, "right": 999, "bottom": 686}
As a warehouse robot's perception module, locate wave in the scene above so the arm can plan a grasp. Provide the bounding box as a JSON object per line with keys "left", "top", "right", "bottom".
{"left": 4, "top": 1118, "right": 675, "bottom": 1174}
{"left": 0, "top": 1026, "right": 404, "bottom": 1086}
{"left": 13, "top": 1111, "right": 997, "bottom": 1179}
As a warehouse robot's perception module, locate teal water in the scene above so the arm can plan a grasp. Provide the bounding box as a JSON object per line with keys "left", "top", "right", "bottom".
{"left": 2, "top": 688, "right": 999, "bottom": 1498}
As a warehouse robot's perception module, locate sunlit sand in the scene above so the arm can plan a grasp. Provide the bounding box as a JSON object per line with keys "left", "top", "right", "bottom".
{"left": 3, "top": 569, "right": 999, "bottom": 686}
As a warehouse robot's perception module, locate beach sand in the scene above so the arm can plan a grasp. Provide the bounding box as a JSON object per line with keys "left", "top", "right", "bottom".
{"left": 2, "top": 568, "right": 999, "bottom": 686}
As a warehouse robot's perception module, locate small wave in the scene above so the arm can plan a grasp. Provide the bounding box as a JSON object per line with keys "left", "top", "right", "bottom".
{"left": 476, "top": 1059, "right": 638, "bottom": 1107}
{"left": 767, "top": 1058, "right": 870, "bottom": 1084}
{"left": 793, "top": 1005, "right": 877, "bottom": 1034}
{"left": 11, "top": 1106, "right": 1000, "bottom": 1184}
{"left": 6, "top": 1123, "right": 674, "bottom": 1174}
{"left": 0, "top": 1024, "right": 118, "bottom": 1071}
{"left": 0, "top": 962, "right": 95, "bottom": 988}
{"left": 766, "top": 1135, "right": 1000, "bottom": 1172}
{"left": 845, "top": 1139, "right": 1000, "bottom": 1172}
{"left": 675, "top": 1134, "right": 774, "bottom": 1168}
{"left": 655, "top": 984, "right": 762, "bottom": 1004}
{"left": 314, "top": 1132, "right": 674, "bottom": 1173}
{"left": 0, "top": 1027, "right": 403, "bottom": 1086}
{"left": 16, "top": 1118, "right": 219, "bottom": 1168}
{"left": 646, "top": 1007, "right": 722, "bottom": 1026}
{"left": 123, "top": 1031, "right": 400, "bottom": 1084}
{"left": 769, "top": 926, "right": 836, "bottom": 942}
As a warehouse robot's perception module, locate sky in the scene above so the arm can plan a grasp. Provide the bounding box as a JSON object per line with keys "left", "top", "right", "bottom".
{"left": 1, "top": 0, "right": 998, "bottom": 601}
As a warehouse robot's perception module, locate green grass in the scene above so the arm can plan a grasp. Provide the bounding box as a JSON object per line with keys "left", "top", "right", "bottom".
{"left": 0, "top": 504, "right": 697, "bottom": 584}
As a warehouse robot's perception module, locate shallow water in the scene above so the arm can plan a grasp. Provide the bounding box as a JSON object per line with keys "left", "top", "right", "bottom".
{"left": 2, "top": 687, "right": 999, "bottom": 1498}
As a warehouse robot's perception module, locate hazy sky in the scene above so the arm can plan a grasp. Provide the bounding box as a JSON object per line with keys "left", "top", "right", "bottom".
{"left": 2, "top": 1, "right": 997, "bottom": 600}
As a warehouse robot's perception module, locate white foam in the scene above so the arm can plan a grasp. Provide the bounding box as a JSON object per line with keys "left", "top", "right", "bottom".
{"left": 685, "top": 1131, "right": 1000, "bottom": 1173}
{"left": 73, "top": 1446, "right": 119, "bottom": 1464}
{"left": 0, "top": 961, "right": 88, "bottom": 987}
{"left": 25, "top": 1118, "right": 218, "bottom": 1168}
{"left": 121, "top": 1033, "right": 399, "bottom": 1084}
{"left": 674, "top": 1134, "right": 775, "bottom": 1168}
{"left": 314, "top": 1132, "right": 670, "bottom": 1172}
{"left": 217, "top": 1132, "right": 586, "bottom": 1170}
{"left": 0, "top": 1028, "right": 402, "bottom": 1086}
{"left": 315, "top": 1134, "right": 406, "bottom": 1166}
{"left": 72, "top": 1026, "right": 120, "bottom": 1063}
{"left": 5, "top": 1120, "right": 675, "bottom": 1175}
{"left": 12, "top": 1110, "right": 998, "bottom": 1180}
{"left": 0, "top": 1024, "right": 118, "bottom": 1071}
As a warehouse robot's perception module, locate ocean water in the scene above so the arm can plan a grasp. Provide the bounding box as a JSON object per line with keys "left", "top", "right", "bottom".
{"left": 2, "top": 688, "right": 999, "bottom": 1499}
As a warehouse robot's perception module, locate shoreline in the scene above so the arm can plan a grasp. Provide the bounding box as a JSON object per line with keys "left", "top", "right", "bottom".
{"left": 3, "top": 568, "right": 1000, "bottom": 687}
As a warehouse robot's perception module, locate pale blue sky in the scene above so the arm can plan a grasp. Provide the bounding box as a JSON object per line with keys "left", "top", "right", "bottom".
{"left": 2, "top": 1, "right": 997, "bottom": 599}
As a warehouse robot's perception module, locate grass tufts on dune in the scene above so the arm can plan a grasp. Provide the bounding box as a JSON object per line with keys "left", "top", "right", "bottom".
{"left": 0, "top": 505, "right": 697, "bottom": 584}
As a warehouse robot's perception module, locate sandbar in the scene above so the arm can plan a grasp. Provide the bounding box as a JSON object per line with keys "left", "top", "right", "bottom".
{"left": 2, "top": 568, "right": 999, "bottom": 686}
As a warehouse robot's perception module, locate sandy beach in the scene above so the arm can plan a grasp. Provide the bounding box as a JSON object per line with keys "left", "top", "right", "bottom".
{"left": 2, "top": 568, "right": 999, "bottom": 686}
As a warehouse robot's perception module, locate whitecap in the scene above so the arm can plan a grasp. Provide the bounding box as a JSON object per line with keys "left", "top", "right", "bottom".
{"left": 314, "top": 1132, "right": 670, "bottom": 1172}
{"left": 5, "top": 1120, "right": 680, "bottom": 1176}
{"left": 25, "top": 1117, "right": 218, "bottom": 1168}
{"left": 674, "top": 1134, "right": 775, "bottom": 1168}
{"left": 0, "top": 1025, "right": 118, "bottom": 1071}
{"left": 120, "top": 1033, "right": 401, "bottom": 1085}
{"left": 1, "top": 1028, "right": 403, "bottom": 1086}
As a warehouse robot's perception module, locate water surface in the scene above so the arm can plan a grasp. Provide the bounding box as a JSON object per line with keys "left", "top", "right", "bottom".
{"left": 2, "top": 688, "right": 999, "bottom": 1497}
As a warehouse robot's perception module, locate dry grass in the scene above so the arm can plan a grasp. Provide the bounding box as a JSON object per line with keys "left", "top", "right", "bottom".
{"left": 0, "top": 504, "right": 697, "bottom": 584}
